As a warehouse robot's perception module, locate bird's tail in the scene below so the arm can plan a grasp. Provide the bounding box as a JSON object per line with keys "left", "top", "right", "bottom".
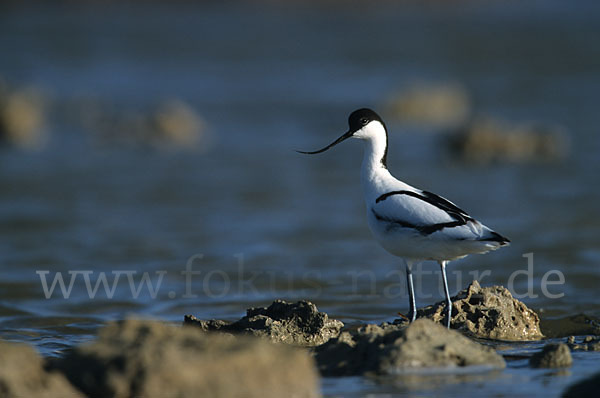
{"left": 479, "top": 228, "right": 510, "bottom": 247}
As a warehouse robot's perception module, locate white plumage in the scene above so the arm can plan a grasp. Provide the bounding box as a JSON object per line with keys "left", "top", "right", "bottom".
{"left": 300, "top": 108, "right": 509, "bottom": 328}
{"left": 365, "top": 171, "right": 503, "bottom": 261}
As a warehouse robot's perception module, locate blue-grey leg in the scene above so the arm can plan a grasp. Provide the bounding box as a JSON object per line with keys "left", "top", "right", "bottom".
{"left": 439, "top": 261, "right": 452, "bottom": 329}
{"left": 405, "top": 260, "right": 416, "bottom": 322}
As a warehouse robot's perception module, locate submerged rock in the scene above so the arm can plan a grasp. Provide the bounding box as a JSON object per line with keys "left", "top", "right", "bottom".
{"left": 541, "top": 314, "right": 600, "bottom": 338}
{"left": 417, "top": 280, "right": 544, "bottom": 341}
{"left": 152, "top": 99, "right": 207, "bottom": 148}
{"left": 529, "top": 343, "right": 572, "bottom": 368}
{"left": 75, "top": 97, "right": 210, "bottom": 151}
{"left": 0, "top": 85, "right": 46, "bottom": 150}
{"left": 447, "top": 117, "right": 569, "bottom": 164}
{"left": 385, "top": 81, "right": 471, "bottom": 128}
{"left": 184, "top": 300, "right": 344, "bottom": 347}
{"left": 315, "top": 318, "right": 505, "bottom": 376}
{"left": 0, "top": 339, "right": 82, "bottom": 398}
{"left": 56, "top": 319, "right": 320, "bottom": 398}
{"left": 563, "top": 371, "right": 600, "bottom": 398}
{"left": 567, "top": 335, "right": 600, "bottom": 351}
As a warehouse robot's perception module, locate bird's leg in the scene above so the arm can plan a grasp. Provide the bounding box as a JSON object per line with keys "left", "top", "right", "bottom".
{"left": 439, "top": 261, "right": 452, "bottom": 329}
{"left": 405, "top": 261, "right": 416, "bottom": 322}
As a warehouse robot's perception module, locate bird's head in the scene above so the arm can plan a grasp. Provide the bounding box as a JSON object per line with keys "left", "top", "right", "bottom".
{"left": 297, "top": 108, "right": 387, "bottom": 155}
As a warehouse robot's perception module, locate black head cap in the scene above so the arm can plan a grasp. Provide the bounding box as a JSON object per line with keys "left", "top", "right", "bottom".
{"left": 348, "top": 108, "right": 384, "bottom": 133}
{"left": 348, "top": 108, "right": 388, "bottom": 168}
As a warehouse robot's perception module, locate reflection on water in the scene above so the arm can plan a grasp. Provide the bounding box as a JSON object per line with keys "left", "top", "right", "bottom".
{"left": 1, "top": 1, "right": 600, "bottom": 396}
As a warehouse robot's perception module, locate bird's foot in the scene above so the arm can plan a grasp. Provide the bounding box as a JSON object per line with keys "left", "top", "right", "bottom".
{"left": 444, "top": 302, "right": 452, "bottom": 329}
{"left": 409, "top": 310, "right": 417, "bottom": 323}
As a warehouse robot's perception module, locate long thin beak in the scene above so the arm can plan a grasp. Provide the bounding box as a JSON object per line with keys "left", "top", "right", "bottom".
{"left": 297, "top": 130, "right": 354, "bottom": 154}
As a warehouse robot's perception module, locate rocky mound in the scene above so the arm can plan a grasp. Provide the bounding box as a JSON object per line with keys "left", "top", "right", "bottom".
{"left": 184, "top": 299, "right": 344, "bottom": 346}
{"left": 0, "top": 339, "right": 82, "bottom": 398}
{"left": 529, "top": 343, "right": 572, "bottom": 368}
{"left": 55, "top": 319, "right": 320, "bottom": 398}
{"left": 417, "top": 280, "right": 544, "bottom": 341}
{"left": 315, "top": 318, "right": 505, "bottom": 376}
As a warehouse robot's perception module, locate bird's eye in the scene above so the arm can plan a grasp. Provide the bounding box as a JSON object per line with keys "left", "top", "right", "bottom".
{"left": 360, "top": 118, "right": 369, "bottom": 125}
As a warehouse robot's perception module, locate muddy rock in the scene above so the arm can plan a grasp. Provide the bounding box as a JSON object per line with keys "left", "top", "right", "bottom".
{"left": 417, "top": 280, "right": 544, "bottom": 341}
{"left": 0, "top": 86, "right": 46, "bottom": 150}
{"left": 56, "top": 319, "right": 320, "bottom": 398}
{"left": 0, "top": 339, "right": 82, "bottom": 398}
{"left": 529, "top": 343, "right": 572, "bottom": 368}
{"left": 541, "top": 314, "right": 600, "bottom": 338}
{"left": 567, "top": 335, "right": 600, "bottom": 351}
{"left": 447, "top": 117, "right": 569, "bottom": 164}
{"left": 76, "top": 98, "right": 210, "bottom": 151}
{"left": 385, "top": 81, "right": 471, "bottom": 128}
{"left": 152, "top": 99, "right": 208, "bottom": 148}
{"left": 185, "top": 300, "right": 344, "bottom": 347}
{"left": 315, "top": 318, "right": 505, "bottom": 376}
{"left": 562, "top": 371, "right": 600, "bottom": 398}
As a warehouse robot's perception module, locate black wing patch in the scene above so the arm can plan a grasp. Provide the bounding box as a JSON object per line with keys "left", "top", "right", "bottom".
{"left": 375, "top": 190, "right": 474, "bottom": 223}
{"left": 372, "top": 209, "right": 465, "bottom": 235}
{"left": 479, "top": 231, "right": 511, "bottom": 244}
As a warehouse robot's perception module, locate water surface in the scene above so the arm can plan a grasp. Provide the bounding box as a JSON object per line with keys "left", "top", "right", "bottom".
{"left": 1, "top": 1, "right": 599, "bottom": 396}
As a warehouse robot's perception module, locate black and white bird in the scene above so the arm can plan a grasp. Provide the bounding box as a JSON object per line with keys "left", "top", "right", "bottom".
{"left": 299, "top": 108, "right": 510, "bottom": 328}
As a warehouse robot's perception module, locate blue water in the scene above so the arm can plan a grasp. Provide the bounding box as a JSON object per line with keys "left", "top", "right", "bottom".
{"left": 1, "top": 1, "right": 600, "bottom": 396}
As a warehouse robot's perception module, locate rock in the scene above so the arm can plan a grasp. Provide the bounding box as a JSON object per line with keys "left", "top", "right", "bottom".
{"left": 417, "top": 280, "right": 544, "bottom": 341}
{"left": 447, "top": 117, "right": 569, "bottom": 164}
{"left": 75, "top": 97, "right": 209, "bottom": 151}
{"left": 563, "top": 371, "right": 600, "bottom": 398}
{"left": 385, "top": 82, "right": 471, "bottom": 128}
{"left": 0, "top": 86, "right": 46, "bottom": 150}
{"left": 540, "top": 314, "right": 600, "bottom": 338}
{"left": 0, "top": 339, "right": 82, "bottom": 398}
{"left": 185, "top": 300, "right": 344, "bottom": 347}
{"left": 152, "top": 99, "right": 207, "bottom": 148}
{"left": 567, "top": 335, "right": 600, "bottom": 351}
{"left": 315, "top": 318, "right": 505, "bottom": 376}
{"left": 529, "top": 343, "right": 572, "bottom": 368}
{"left": 56, "top": 319, "right": 320, "bottom": 398}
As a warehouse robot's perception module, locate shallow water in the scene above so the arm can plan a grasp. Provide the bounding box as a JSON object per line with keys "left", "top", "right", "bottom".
{"left": 322, "top": 336, "right": 600, "bottom": 397}
{"left": 1, "top": 1, "right": 600, "bottom": 396}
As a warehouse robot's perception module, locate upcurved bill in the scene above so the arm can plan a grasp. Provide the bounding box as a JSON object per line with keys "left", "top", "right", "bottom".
{"left": 296, "top": 130, "right": 354, "bottom": 154}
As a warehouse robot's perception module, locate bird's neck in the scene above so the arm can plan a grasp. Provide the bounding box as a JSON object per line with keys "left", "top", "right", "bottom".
{"left": 360, "top": 137, "right": 390, "bottom": 192}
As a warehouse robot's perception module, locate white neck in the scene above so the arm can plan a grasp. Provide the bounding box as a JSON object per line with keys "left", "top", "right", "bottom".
{"left": 360, "top": 136, "right": 390, "bottom": 195}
